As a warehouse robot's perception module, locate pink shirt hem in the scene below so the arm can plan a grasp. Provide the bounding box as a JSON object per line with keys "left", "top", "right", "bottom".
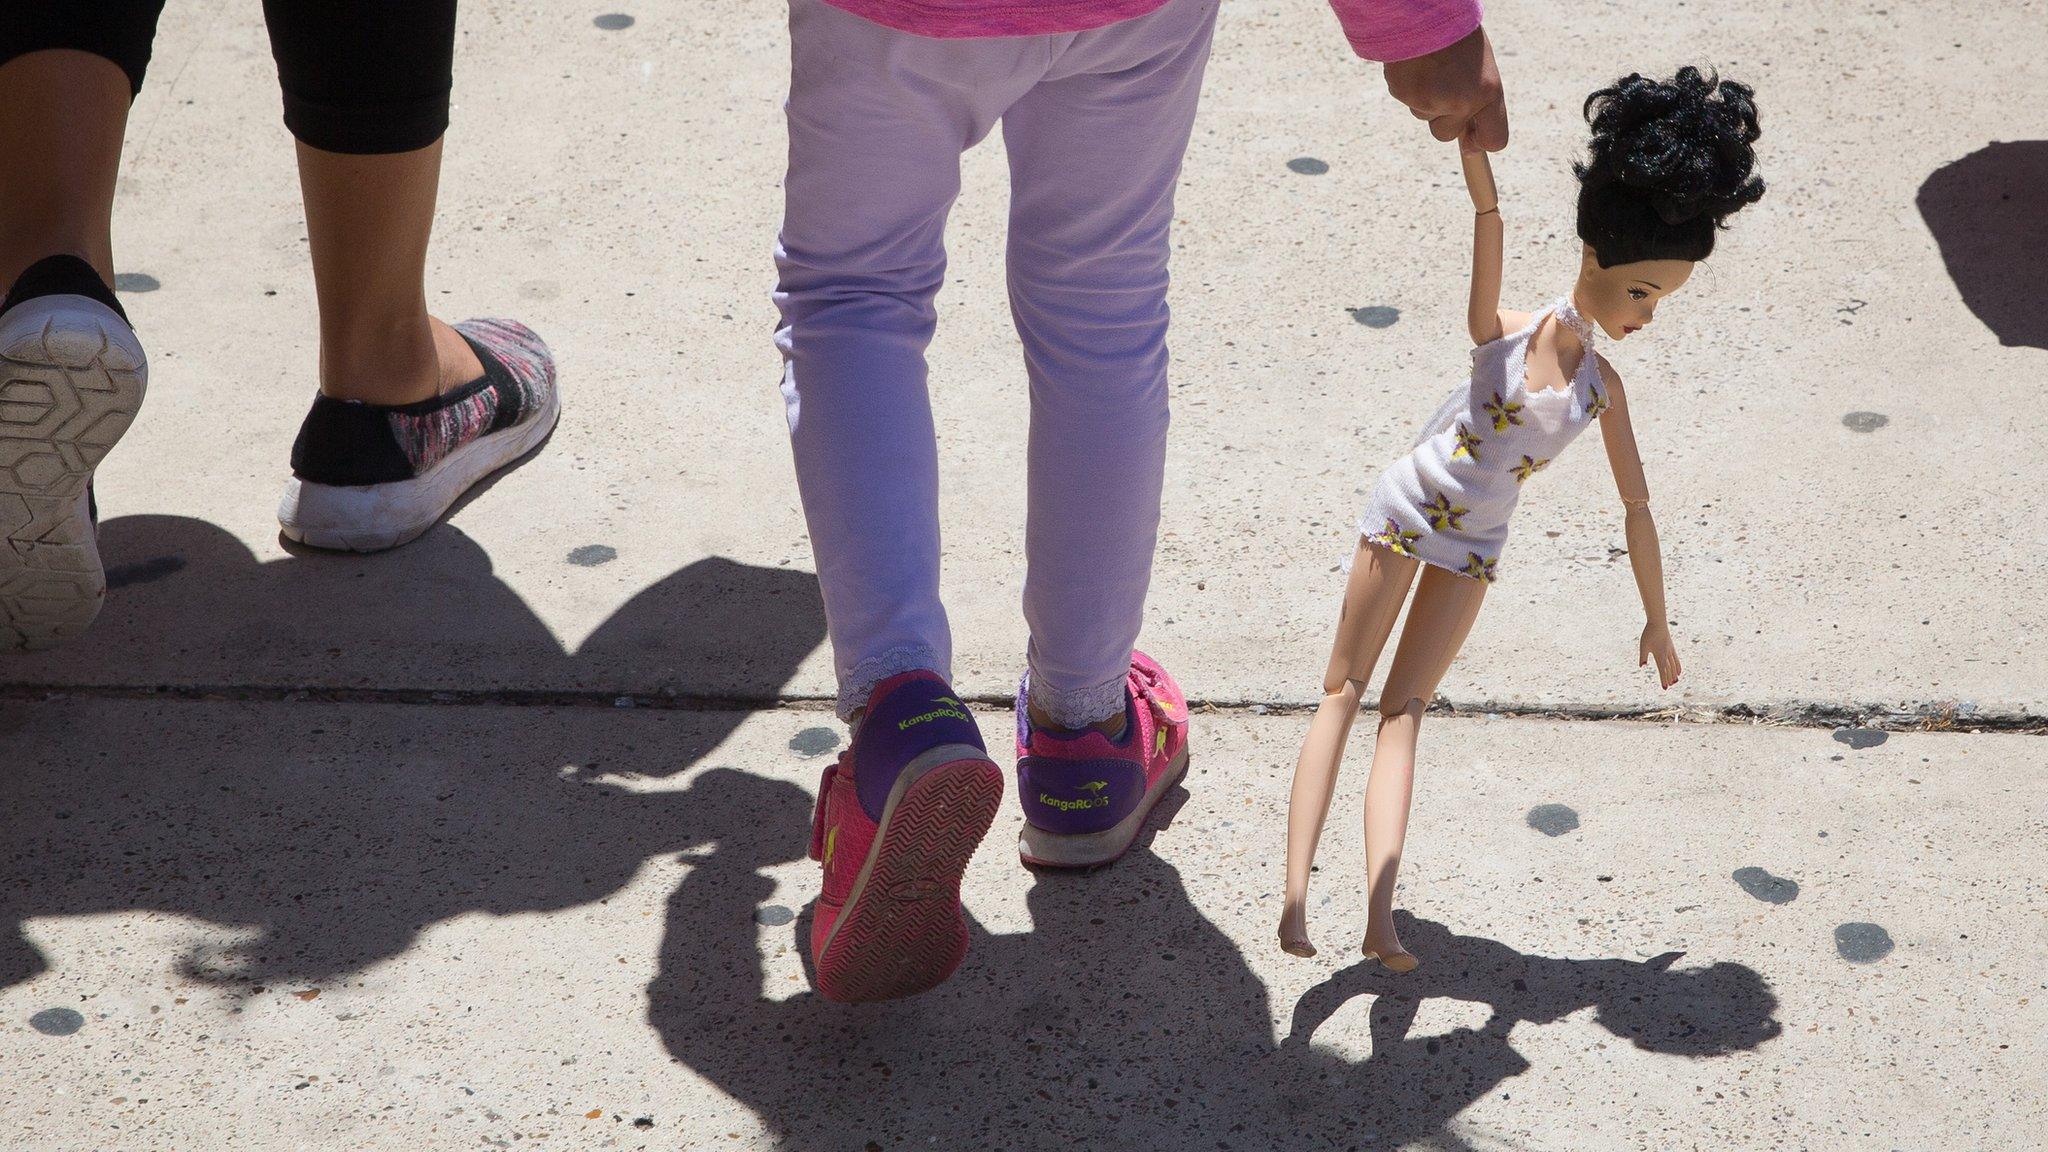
{"left": 817, "top": 1, "right": 1482, "bottom": 61}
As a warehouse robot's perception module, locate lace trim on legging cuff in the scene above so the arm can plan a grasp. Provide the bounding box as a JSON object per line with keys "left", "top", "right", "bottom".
{"left": 838, "top": 644, "right": 947, "bottom": 721}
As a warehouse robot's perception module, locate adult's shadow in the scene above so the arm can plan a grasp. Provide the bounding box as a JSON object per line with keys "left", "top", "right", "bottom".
{"left": 6, "top": 513, "right": 823, "bottom": 700}
{"left": 650, "top": 776, "right": 1783, "bottom": 1149}
{"left": 0, "top": 515, "right": 826, "bottom": 990}
{"left": 1918, "top": 140, "right": 2048, "bottom": 350}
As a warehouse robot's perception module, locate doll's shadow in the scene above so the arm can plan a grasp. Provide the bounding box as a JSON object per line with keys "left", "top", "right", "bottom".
{"left": 1276, "top": 912, "right": 1782, "bottom": 1146}
{"left": 1918, "top": 140, "right": 2048, "bottom": 350}
{"left": 650, "top": 777, "right": 1782, "bottom": 1150}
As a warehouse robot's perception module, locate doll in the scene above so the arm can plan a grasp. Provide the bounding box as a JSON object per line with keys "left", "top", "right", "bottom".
{"left": 1278, "top": 67, "right": 1765, "bottom": 968}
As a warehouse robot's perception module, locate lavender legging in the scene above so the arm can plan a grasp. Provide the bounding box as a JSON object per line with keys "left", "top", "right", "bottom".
{"left": 774, "top": 0, "right": 1219, "bottom": 724}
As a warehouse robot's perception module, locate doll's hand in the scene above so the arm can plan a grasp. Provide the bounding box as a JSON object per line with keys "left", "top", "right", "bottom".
{"left": 1639, "top": 622, "right": 1681, "bottom": 690}
{"left": 1382, "top": 26, "right": 1509, "bottom": 152}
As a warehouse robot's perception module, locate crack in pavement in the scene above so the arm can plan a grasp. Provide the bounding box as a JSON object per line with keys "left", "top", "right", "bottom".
{"left": 1, "top": 683, "right": 2040, "bottom": 733}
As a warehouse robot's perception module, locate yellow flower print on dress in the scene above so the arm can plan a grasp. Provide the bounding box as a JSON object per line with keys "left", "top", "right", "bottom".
{"left": 1512, "top": 455, "right": 1551, "bottom": 483}
{"left": 1422, "top": 491, "right": 1470, "bottom": 531}
{"left": 1367, "top": 517, "right": 1423, "bottom": 557}
{"left": 1460, "top": 552, "right": 1498, "bottom": 583}
{"left": 1585, "top": 384, "right": 1609, "bottom": 419}
{"left": 1483, "top": 390, "right": 1525, "bottom": 432}
{"left": 1451, "top": 423, "right": 1483, "bottom": 464}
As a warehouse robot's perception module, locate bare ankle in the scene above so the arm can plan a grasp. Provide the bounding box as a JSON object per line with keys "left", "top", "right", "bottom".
{"left": 319, "top": 314, "right": 440, "bottom": 404}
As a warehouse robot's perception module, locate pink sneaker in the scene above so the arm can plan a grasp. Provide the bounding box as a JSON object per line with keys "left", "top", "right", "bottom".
{"left": 807, "top": 670, "right": 1002, "bottom": 1002}
{"left": 1015, "top": 651, "right": 1191, "bottom": 868}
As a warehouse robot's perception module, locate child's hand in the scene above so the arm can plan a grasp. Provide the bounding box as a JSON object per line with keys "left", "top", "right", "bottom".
{"left": 1639, "top": 622, "right": 1681, "bottom": 690}
{"left": 1382, "top": 26, "right": 1509, "bottom": 152}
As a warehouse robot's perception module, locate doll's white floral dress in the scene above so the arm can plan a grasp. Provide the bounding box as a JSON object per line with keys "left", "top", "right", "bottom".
{"left": 1358, "top": 295, "right": 1610, "bottom": 583}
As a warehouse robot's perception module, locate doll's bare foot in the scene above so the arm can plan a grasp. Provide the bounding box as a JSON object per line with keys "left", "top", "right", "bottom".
{"left": 1278, "top": 900, "right": 1317, "bottom": 957}
{"left": 1360, "top": 926, "right": 1419, "bottom": 973}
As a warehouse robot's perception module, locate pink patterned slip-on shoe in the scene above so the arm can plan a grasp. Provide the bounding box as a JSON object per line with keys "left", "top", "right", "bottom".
{"left": 277, "top": 318, "right": 559, "bottom": 553}
{"left": 1015, "top": 650, "right": 1191, "bottom": 869}
{"left": 808, "top": 670, "right": 1003, "bottom": 1003}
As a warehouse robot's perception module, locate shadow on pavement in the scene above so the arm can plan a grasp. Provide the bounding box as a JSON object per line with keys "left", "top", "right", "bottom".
{"left": 1918, "top": 140, "right": 2048, "bottom": 350}
{"left": 6, "top": 516, "right": 1782, "bottom": 1147}
{"left": 0, "top": 515, "right": 826, "bottom": 988}
{"left": 650, "top": 772, "right": 1783, "bottom": 1150}
{"left": 6, "top": 514, "right": 823, "bottom": 696}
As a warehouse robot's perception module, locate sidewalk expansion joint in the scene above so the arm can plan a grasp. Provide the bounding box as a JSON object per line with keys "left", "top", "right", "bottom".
{"left": 2, "top": 683, "right": 2040, "bottom": 734}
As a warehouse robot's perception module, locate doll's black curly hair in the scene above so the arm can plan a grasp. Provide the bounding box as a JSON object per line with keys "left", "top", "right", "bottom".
{"left": 1575, "top": 66, "right": 1765, "bottom": 267}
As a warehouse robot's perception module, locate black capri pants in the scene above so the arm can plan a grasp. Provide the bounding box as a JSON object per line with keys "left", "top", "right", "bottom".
{"left": 0, "top": 1, "right": 459, "bottom": 155}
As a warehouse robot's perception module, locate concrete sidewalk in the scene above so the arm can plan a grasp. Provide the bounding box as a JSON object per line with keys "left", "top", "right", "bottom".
{"left": 3, "top": 700, "right": 2042, "bottom": 1150}
{"left": 3, "top": 0, "right": 2045, "bottom": 1148}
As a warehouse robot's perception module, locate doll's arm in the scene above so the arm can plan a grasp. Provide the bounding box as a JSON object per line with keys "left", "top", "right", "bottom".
{"left": 1595, "top": 359, "right": 1682, "bottom": 689}
{"left": 1462, "top": 149, "right": 1504, "bottom": 346}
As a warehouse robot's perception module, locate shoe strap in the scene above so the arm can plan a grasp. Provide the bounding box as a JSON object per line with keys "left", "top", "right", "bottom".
{"left": 808, "top": 761, "right": 838, "bottom": 863}
{"left": 1131, "top": 665, "right": 1179, "bottom": 723}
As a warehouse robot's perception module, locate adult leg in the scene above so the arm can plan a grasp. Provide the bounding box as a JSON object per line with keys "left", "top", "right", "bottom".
{"left": 0, "top": 8, "right": 162, "bottom": 649}
{"left": 1002, "top": 0, "right": 1220, "bottom": 730}
{"left": 267, "top": 0, "right": 559, "bottom": 552}
{"left": 1280, "top": 539, "right": 1417, "bottom": 956}
{"left": 263, "top": 0, "right": 479, "bottom": 405}
{"left": 1360, "top": 563, "right": 1488, "bottom": 968}
{"left": 774, "top": 0, "right": 1037, "bottom": 719}
{"left": 0, "top": 4, "right": 163, "bottom": 288}
{"left": 0, "top": 56, "right": 131, "bottom": 292}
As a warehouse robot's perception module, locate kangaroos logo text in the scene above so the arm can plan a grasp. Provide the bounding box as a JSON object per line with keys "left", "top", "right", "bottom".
{"left": 1038, "top": 783, "right": 1112, "bottom": 812}
{"left": 897, "top": 696, "right": 970, "bottom": 731}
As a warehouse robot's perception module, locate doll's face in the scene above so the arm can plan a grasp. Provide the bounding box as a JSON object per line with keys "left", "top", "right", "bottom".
{"left": 1575, "top": 249, "right": 1695, "bottom": 340}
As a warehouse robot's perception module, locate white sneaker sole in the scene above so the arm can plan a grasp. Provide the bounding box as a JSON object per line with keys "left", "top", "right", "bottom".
{"left": 0, "top": 296, "right": 147, "bottom": 652}
{"left": 277, "top": 385, "right": 559, "bottom": 553}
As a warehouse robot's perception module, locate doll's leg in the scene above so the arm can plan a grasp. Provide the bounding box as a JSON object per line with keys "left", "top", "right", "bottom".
{"left": 1279, "top": 538, "right": 1417, "bottom": 956}
{"left": 1359, "top": 563, "right": 1486, "bottom": 969}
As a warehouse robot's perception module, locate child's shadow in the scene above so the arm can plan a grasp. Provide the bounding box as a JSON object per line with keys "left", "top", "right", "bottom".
{"left": 650, "top": 773, "right": 1782, "bottom": 1150}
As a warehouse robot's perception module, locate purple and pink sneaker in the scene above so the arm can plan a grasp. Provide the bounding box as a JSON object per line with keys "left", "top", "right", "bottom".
{"left": 1015, "top": 651, "right": 1191, "bottom": 869}
{"left": 806, "top": 670, "right": 1003, "bottom": 1003}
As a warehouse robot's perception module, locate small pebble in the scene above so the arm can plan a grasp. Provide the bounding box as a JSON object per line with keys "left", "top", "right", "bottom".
{"left": 1286, "top": 157, "right": 1330, "bottom": 175}
{"left": 1841, "top": 411, "right": 1889, "bottom": 432}
{"left": 594, "top": 13, "right": 635, "bottom": 30}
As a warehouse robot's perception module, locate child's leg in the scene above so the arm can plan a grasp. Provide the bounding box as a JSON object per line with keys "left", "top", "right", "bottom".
{"left": 1362, "top": 564, "right": 1488, "bottom": 967}
{"left": 999, "top": 0, "right": 1220, "bottom": 728}
{"left": 774, "top": 0, "right": 1040, "bottom": 719}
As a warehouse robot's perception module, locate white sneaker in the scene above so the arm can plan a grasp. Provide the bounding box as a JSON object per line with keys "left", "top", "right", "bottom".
{"left": 0, "top": 266, "right": 147, "bottom": 652}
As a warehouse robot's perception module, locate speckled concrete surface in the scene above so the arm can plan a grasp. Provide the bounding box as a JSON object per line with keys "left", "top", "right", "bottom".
{"left": 3, "top": 2, "right": 2044, "bottom": 1147}
{"left": 3, "top": 698, "right": 2041, "bottom": 1150}
{"left": 1, "top": 0, "right": 2042, "bottom": 717}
